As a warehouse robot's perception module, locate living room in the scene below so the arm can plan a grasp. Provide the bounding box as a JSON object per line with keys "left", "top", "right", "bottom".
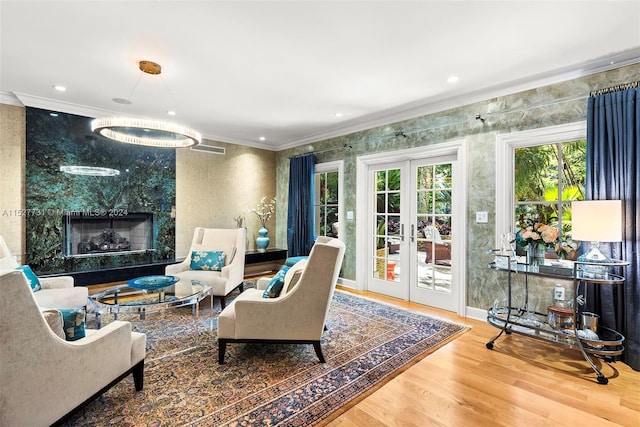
{"left": 1, "top": 1, "right": 639, "bottom": 426}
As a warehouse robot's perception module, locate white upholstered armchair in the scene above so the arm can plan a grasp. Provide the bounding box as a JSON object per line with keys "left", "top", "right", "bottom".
{"left": 217, "top": 237, "right": 345, "bottom": 364}
{"left": 0, "top": 269, "right": 146, "bottom": 427}
{"left": 0, "top": 235, "right": 88, "bottom": 309}
{"left": 166, "top": 227, "right": 246, "bottom": 309}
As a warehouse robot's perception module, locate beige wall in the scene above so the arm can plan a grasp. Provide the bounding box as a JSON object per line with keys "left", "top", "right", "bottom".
{"left": 0, "top": 104, "right": 25, "bottom": 262}
{"left": 175, "top": 142, "right": 277, "bottom": 258}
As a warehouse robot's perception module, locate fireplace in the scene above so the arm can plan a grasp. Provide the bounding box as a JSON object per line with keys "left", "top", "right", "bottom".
{"left": 62, "top": 212, "right": 155, "bottom": 258}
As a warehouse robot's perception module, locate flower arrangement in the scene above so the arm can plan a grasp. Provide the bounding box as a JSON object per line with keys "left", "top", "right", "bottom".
{"left": 554, "top": 239, "right": 578, "bottom": 260}
{"left": 233, "top": 214, "right": 245, "bottom": 229}
{"left": 517, "top": 221, "right": 559, "bottom": 251}
{"left": 247, "top": 196, "right": 276, "bottom": 226}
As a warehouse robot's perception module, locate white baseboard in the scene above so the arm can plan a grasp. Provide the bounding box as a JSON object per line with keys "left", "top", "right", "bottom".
{"left": 466, "top": 306, "right": 487, "bottom": 322}
{"left": 337, "top": 277, "right": 356, "bottom": 289}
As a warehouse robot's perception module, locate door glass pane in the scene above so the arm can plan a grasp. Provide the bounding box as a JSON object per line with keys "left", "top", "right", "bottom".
{"left": 372, "top": 168, "right": 401, "bottom": 283}
{"left": 388, "top": 193, "right": 400, "bottom": 213}
{"left": 416, "top": 164, "right": 452, "bottom": 293}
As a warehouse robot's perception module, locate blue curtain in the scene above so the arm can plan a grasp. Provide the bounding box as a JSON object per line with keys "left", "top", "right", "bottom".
{"left": 287, "top": 154, "right": 315, "bottom": 256}
{"left": 586, "top": 88, "right": 639, "bottom": 371}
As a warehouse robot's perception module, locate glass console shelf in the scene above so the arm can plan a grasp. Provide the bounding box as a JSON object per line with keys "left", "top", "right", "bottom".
{"left": 486, "top": 307, "right": 625, "bottom": 357}
{"left": 486, "top": 255, "right": 627, "bottom": 385}
{"left": 488, "top": 260, "right": 625, "bottom": 282}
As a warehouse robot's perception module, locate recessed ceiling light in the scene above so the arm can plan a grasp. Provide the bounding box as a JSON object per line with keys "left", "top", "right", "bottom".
{"left": 259, "top": 136, "right": 266, "bottom": 141}
{"left": 112, "top": 98, "right": 132, "bottom": 105}
{"left": 446, "top": 75, "right": 459, "bottom": 83}
{"left": 53, "top": 85, "right": 66, "bottom": 92}
{"left": 167, "top": 110, "right": 176, "bottom": 116}
{"left": 334, "top": 112, "right": 343, "bottom": 117}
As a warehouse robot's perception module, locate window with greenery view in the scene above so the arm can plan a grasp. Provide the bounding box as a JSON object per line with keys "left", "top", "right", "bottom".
{"left": 514, "top": 139, "right": 586, "bottom": 256}
{"left": 314, "top": 170, "right": 339, "bottom": 238}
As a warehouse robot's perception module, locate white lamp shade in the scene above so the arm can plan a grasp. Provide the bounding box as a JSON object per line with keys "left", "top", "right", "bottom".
{"left": 571, "top": 200, "right": 622, "bottom": 242}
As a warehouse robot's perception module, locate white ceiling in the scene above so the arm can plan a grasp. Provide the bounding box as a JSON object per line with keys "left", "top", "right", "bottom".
{"left": 1, "top": 1, "right": 639, "bottom": 151}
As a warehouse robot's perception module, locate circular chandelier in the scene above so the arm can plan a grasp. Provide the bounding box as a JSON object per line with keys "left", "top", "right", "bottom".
{"left": 91, "top": 61, "right": 202, "bottom": 148}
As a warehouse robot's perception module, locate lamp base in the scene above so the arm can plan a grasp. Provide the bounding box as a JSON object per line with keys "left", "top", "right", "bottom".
{"left": 577, "top": 242, "right": 612, "bottom": 279}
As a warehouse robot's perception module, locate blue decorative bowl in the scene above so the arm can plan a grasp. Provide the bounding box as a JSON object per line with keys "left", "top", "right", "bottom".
{"left": 127, "top": 275, "right": 179, "bottom": 291}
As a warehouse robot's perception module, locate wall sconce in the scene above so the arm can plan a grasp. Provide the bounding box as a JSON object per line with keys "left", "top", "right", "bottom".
{"left": 571, "top": 200, "right": 622, "bottom": 277}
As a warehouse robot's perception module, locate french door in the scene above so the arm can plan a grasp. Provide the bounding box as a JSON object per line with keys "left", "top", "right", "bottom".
{"left": 365, "top": 154, "right": 461, "bottom": 312}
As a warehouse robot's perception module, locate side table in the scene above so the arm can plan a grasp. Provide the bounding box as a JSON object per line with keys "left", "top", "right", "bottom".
{"left": 244, "top": 248, "right": 287, "bottom": 277}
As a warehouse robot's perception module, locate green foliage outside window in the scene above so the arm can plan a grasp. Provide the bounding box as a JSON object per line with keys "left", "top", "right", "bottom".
{"left": 315, "top": 171, "right": 339, "bottom": 238}
{"left": 514, "top": 139, "right": 586, "bottom": 257}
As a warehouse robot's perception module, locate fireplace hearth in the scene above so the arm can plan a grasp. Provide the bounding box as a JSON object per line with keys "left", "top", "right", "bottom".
{"left": 62, "top": 212, "right": 155, "bottom": 258}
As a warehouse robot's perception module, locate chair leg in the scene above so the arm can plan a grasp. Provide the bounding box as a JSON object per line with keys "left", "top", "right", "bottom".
{"left": 132, "top": 361, "right": 145, "bottom": 391}
{"left": 313, "top": 341, "right": 326, "bottom": 363}
{"left": 218, "top": 339, "right": 227, "bottom": 364}
{"left": 220, "top": 296, "right": 226, "bottom": 310}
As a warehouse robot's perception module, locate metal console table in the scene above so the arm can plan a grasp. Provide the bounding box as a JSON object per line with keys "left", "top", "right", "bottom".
{"left": 485, "top": 253, "right": 626, "bottom": 385}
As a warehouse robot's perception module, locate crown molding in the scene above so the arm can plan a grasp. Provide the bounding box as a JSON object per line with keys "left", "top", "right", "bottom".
{"left": 5, "top": 48, "right": 639, "bottom": 153}
{"left": 272, "top": 48, "right": 640, "bottom": 151}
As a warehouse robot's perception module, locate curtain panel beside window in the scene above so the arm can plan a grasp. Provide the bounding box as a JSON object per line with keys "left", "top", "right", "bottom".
{"left": 586, "top": 88, "right": 639, "bottom": 371}
{"left": 287, "top": 154, "right": 316, "bottom": 257}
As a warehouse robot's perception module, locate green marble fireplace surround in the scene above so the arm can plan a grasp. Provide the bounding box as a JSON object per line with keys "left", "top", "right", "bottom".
{"left": 24, "top": 107, "right": 176, "bottom": 276}
{"left": 274, "top": 63, "right": 640, "bottom": 313}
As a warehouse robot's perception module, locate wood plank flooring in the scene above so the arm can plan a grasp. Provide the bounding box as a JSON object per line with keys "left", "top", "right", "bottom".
{"left": 85, "top": 282, "right": 639, "bottom": 426}
{"left": 327, "top": 288, "right": 640, "bottom": 427}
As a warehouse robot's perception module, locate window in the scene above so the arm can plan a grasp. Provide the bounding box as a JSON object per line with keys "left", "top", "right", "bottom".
{"left": 496, "top": 122, "right": 586, "bottom": 256}
{"left": 314, "top": 161, "right": 343, "bottom": 239}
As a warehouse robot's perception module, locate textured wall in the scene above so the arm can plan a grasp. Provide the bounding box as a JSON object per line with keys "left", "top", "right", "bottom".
{"left": 0, "top": 104, "right": 25, "bottom": 261}
{"left": 175, "top": 142, "right": 276, "bottom": 258}
{"left": 276, "top": 63, "right": 640, "bottom": 312}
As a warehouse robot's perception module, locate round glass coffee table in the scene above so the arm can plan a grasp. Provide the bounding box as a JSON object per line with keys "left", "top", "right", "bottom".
{"left": 89, "top": 276, "right": 212, "bottom": 328}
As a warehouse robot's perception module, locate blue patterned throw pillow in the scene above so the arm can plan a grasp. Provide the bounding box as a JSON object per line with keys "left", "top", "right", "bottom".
{"left": 262, "top": 265, "right": 290, "bottom": 298}
{"left": 15, "top": 265, "right": 41, "bottom": 292}
{"left": 58, "top": 308, "right": 86, "bottom": 341}
{"left": 190, "top": 251, "right": 226, "bottom": 271}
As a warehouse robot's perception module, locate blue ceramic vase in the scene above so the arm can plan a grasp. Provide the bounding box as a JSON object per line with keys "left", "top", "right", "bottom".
{"left": 256, "top": 225, "right": 270, "bottom": 252}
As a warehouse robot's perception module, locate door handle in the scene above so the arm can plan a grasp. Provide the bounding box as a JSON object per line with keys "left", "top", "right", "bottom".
{"left": 399, "top": 224, "right": 404, "bottom": 242}
{"left": 411, "top": 224, "right": 415, "bottom": 243}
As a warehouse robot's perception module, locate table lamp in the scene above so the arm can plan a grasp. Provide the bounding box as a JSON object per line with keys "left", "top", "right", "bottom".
{"left": 571, "top": 200, "right": 622, "bottom": 277}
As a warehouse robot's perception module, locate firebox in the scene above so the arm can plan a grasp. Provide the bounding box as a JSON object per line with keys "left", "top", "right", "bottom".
{"left": 62, "top": 212, "right": 155, "bottom": 257}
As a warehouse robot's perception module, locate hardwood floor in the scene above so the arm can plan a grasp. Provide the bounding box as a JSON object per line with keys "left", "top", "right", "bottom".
{"left": 85, "top": 282, "right": 639, "bottom": 426}
{"left": 327, "top": 288, "right": 640, "bottom": 427}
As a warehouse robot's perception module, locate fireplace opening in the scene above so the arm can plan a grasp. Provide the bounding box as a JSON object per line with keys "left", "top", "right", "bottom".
{"left": 62, "top": 212, "right": 155, "bottom": 258}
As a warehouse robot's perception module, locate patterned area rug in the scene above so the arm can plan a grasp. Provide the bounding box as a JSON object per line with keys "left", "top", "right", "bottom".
{"left": 69, "top": 289, "right": 468, "bottom": 426}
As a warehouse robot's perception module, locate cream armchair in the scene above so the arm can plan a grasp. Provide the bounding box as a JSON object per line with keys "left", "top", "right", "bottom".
{"left": 166, "top": 227, "right": 246, "bottom": 309}
{"left": 0, "top": 235, "right": 88, "bottom": 308}
{"left": 0, "top": 269, "right": 146, "bottom": 427}
{"left": 218, "top": 237, "right": 345, "bottom": 364}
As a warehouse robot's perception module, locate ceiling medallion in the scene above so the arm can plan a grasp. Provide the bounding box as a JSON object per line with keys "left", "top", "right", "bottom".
{"left": 91, "top": 60, "right": 201, "bottom": 148}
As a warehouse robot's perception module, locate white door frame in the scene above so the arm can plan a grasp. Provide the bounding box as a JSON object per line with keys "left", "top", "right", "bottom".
{"left": 355, "top": 141, "right": 467, "bottom": 316}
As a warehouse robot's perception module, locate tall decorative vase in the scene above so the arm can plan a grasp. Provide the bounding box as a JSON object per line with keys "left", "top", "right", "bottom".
{"left": 527, "top": 244, "right": 545, "bottom": 273}
{"left": 256, "top": 225, "right": 270, "bottom": 253}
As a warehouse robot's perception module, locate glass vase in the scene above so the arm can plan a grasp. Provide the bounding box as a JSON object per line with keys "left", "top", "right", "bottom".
{"left": 527, "top": 244, "right": 545, "bottom": 273}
